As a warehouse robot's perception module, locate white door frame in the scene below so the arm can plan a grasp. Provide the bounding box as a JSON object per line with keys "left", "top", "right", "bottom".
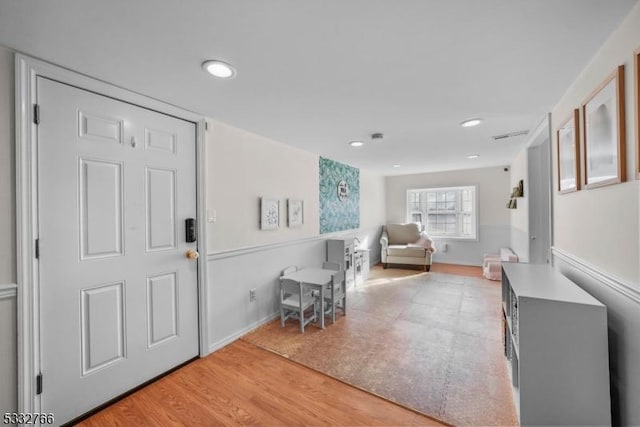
{"left": 526, "top": 113, "right": 554, "bottom": 264}
{"left": 15, "top": 53, "right": 209, "bottom": 415}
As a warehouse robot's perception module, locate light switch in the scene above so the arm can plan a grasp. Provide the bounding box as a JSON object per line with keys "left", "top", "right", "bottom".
{"left": 207, "top": 209, "right": 216, "bottom": 223}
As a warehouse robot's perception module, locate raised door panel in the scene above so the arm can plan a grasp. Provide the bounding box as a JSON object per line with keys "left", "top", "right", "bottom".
{"left": 147, "top": 273, "right": 178, "bottom": 347}
{"left": 78, "top": 111, "right": 123, "bottom": 144}
{"left": 145, "top": 168, "right": 177, "bottom": 252}
{"left": 144, "top": 127, "right": 176, "bottom": 154}
{"left": 78, "top": 158, "right": 124, "bottom": 260}
{"left": 80, "top": 282, "right": 126, "bottom": 376}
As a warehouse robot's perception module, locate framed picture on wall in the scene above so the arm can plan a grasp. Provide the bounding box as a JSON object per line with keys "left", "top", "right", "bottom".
{"left": 287, "top": 199, "right": 304, "bottom": 228}
{"left": 635, "top": 48, "right": 640, "bottom": 179}
{"left": 581, "top": 65, "right": 626, "bottom": 189}
{"left": 260, "top": 197, "right": 279, "bottom": 230}
{"left": 556, "top": 109, "right": 581, "bottom": 193}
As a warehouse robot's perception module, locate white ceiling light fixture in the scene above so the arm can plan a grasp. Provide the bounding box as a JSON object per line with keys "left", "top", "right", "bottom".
{"left": 460, "top": 118, "right": 483, "bottom": 128}
{"left": 392, "top": 164, "right": 401, "bottom": 168}
{"left": 202, "top": 60, "right": 236, "bottom": 79}
{"left": 467, "top": 154, "right": 480, "bottom": 159}
{"left": 349, "top": 141, "right": 365, "bottom": 147}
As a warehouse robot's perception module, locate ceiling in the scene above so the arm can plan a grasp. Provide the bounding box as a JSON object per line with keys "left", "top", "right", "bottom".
{"left": 0, "top": 0, "right": 636, "bottom": 175}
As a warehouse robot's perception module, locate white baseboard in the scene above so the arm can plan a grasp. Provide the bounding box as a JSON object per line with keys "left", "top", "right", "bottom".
{"left": 0, "top": 284, "right": 17, "bottom": 300}
{"left": 207, "top": 312, "right": 279, "bottom": 354}
{"left": 552, "top": 247, "right": 640, "bottom": 305}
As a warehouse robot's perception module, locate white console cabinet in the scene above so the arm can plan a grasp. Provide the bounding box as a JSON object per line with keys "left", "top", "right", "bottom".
{"left": 502, "top": 263, "right": 611, "bottom": 426}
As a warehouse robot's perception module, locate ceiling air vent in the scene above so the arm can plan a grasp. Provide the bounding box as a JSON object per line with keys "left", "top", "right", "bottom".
{"left": 492, "top": 130, "right": 529, "bottom": 141}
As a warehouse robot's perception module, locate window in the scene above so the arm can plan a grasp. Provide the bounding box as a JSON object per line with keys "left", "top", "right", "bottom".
{"left": 406, "top": 186, "right": 477, "bottom": 239}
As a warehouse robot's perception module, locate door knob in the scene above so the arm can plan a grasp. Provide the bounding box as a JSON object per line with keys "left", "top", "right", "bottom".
{"left": 186, "top": 249, "right": 199, "bottom": 260}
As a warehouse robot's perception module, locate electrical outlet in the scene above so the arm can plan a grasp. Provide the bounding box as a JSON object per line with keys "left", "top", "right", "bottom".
{"left": 207, "top": 209, "right": 216, "bottom": 223}
{"left": 249, "top": 289, "right": 257, "bottom": 302}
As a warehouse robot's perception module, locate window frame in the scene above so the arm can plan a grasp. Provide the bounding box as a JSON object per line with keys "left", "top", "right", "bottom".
{"left": 409, "top": 211, "right": 423, "bottom": 225}
{"left": 405, "top": 185, "right": 479, "bottom": 241}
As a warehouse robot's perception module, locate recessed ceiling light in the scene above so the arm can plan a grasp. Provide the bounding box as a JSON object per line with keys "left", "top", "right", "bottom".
{"left": 467, "top": 154, "right": 480, "bottom": 159}
{"left": 349, "top": 141, "right": 364, "bottom": 147}
{"left": 392, "top": 164, "right": 401, "bottom": 168}
{"left": 461, "top": 118, "right": 483, "bottom": 128}
{"left": 202, "top": 60, "right": 236, "bottom": 79}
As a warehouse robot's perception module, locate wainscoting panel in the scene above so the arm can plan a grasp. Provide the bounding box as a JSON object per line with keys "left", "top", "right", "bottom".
{"left": 0, "top": 284, "right": 17, "bottom": 414}
{"left": 207, "top": 227, "right": 382, "bottom": 352}
{"left": 552, "top": 248, "right": 640, "bottom": 426}
{"left": 431, "top": 224, "right": 510, "bottom": 266}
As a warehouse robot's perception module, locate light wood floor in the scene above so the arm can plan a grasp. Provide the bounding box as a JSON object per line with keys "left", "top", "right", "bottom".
{"left": 79, "top": 340, "right": 446, "bottom": 426}
{"left": 429, "top": 262, "right": 484, "bottom": 278}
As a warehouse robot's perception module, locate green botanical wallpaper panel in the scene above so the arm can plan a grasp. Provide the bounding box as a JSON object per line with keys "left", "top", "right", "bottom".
{"left": 319, "top": 157, "right": 360, "bottom": 234}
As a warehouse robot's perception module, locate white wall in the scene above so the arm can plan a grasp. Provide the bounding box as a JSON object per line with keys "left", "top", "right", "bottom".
{"left": 0, "top": 47, "right": 15, "bottom": 283}
{"left": 385, "top": 166, "right": 511, "bottom": 266}
{"left": 205, "top": 119, "right": 387, "bottom": 350}
{"left": 206, "top": 120, "right": 319, "bottom": 251}
{"left": 359, "top": 168, "right": 387, "bottom": 232}
{"left": 551, "top": 2, "right": 640, "bottom": 424}
{"left": 509, "top": 148, "right": 530, "bottom": 262}
{"left": 0, "top": 45, "right": 17, "bottom": 414}
{"left": 206, "top": 120, "right": 386, "bottom": 252}
{"left": 552, "top": 2, "right": 640, "bottom": 284}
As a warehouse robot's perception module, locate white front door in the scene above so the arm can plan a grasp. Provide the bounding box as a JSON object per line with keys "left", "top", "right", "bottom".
{"left": 37, "top": 77, "right": 199, "bottom": 424}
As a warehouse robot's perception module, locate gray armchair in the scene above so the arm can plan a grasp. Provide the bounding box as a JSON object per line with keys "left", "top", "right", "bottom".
{"left": 380, "top": 223, "right": 436, "bottom": 271}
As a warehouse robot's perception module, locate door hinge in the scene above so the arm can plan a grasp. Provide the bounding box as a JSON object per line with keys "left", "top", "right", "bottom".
{"left": 36, "top": 373, "right": 43, "bottom": 395}
{"left": 33, "top": 104, "right": 40, "bottom": 125}
{"left": 35, "top": 239, "right": 39, "bottom": 259}
{"left": 205, "top": 121, "right": 209, "bottom": 131}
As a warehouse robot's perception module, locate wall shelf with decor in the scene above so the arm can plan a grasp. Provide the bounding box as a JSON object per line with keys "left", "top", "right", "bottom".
{"left": 506, "top": 179, "right": 524, "bottom": 209}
